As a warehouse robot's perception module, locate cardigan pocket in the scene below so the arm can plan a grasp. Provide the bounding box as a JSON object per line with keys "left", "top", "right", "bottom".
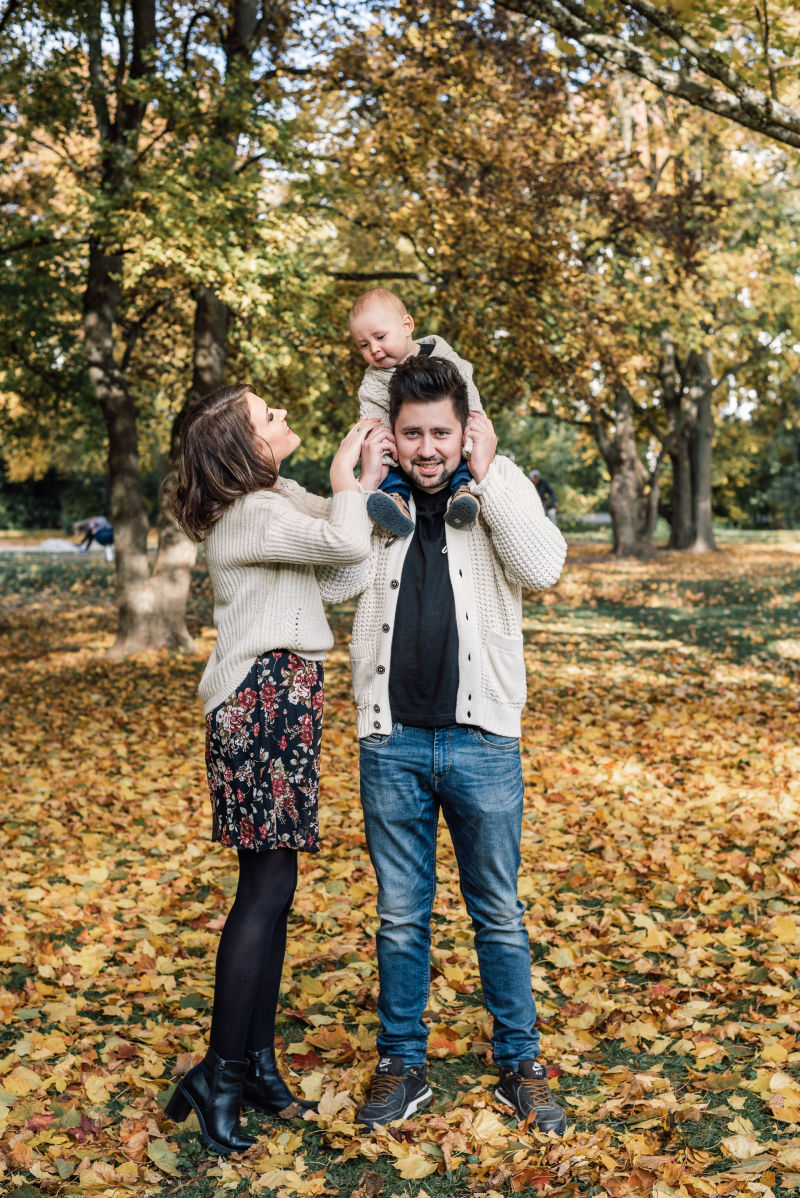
{"left": 484, "top": 631, "right": 526, "bottom": 706}
{"left": 350, "top": 642, "right": 376, "bottom": 710}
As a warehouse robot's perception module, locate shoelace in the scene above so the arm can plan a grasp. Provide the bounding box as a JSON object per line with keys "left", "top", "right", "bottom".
{"left": 517, "top": 1077, "right": 554, "bottom": 1107}
{"left": 368, "top": 1072, "right": 405, "bottom": 1102}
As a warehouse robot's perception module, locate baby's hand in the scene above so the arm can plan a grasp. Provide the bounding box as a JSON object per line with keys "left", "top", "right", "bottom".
{"left": 360, "top": 425, "right": 397, "bottom": 491}
{"left": 465, "top": 412, "right": 497, "bottom": 483}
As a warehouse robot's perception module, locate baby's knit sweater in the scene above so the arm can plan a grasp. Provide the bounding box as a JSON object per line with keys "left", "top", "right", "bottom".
{"left": 198, "top": 480, "right": 370, "bottom": 714}
{"left": 358, "top": 335, "right": 484, "bottom": 425}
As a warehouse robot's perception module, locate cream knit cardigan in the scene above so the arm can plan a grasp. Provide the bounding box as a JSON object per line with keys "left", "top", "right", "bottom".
{"left": 318, "top": 455, "right": 567, "bottom": 739}
{"left": 198, "top": 480, "right": 370, "bottom": 714}
{"left": 358, "top": 335, "right": 484, "bottom": 423}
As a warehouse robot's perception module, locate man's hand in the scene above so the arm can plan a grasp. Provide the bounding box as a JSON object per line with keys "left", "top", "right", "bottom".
{"left": 359, "top": 424, "right": 398, "bottom": 491}
{"left": 465, "top": 412, "right": 497, "bottom": 484}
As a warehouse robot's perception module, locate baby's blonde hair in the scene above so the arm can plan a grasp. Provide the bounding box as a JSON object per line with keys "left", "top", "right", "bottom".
{"left": 348, "top": 287, "right": 408, "bottom": 325}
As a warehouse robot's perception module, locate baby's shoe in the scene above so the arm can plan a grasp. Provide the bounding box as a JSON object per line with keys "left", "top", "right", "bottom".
{"left": 445, "top": 486, "right": 480, "bottom": 530}
{"left": 367, "top": 491, "right": 415, "bottom": 538}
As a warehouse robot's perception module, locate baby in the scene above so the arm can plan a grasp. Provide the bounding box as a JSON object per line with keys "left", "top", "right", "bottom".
{"left": 349, "top": 287, "right": 485, "bottom": 536}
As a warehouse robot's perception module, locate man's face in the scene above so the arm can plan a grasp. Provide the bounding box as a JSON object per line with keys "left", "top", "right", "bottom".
{"left": 349, "top": 302, "right": 415, "bottom": 369}
{"left": 393, "top": 397, "right": 464, "bottom": 493}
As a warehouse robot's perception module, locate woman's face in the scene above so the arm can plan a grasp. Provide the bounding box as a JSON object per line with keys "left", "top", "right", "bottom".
{"left": 246, "top": 392, "right": 301, "bottom": 468}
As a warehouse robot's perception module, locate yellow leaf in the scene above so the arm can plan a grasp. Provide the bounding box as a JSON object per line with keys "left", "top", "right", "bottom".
{"left": 2, "top": 1065, "right": 41, "bottom": 1095}
{"left": 316, "top": 1087, "right": 352, "bottom": 1119}
{"left": 300, "top": 1070, "right": 325, "bottom": 1101}
{"left": 472, "top": 1107, "right": 511, "bottom": 1144}
{"left": 85, "top": 1074, "right": 112, "bottom": 1104}
{"left": 721, "top": 1132, "right": 762, "bottom": 1160}
{"left": 392, "top": 1153, "right": 438, "bottom": 1180}
{"left": 256, "top": 1168, "right": 326, "bottom": 1194}
{"left": 772, "top": 916, "right": 798, "bottom": 944}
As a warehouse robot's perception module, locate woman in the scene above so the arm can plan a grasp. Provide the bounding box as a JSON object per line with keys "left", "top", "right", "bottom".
{"left": 165, "top": 384, "right": 384, "bottom": 1155}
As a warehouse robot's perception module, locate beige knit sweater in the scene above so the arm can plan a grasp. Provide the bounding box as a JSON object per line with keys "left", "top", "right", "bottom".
{"left": 198, "top": 479, "right": 370, "bottom": 714}
{"left": 358, "top": 334, "right": 484, "bottom": 424}
{"left": 318, "top": 455, "right": 567, "bottom": 738}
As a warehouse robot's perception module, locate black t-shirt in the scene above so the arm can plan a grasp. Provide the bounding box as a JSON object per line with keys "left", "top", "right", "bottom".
{"left": 389, "top": 484, "right": 459, "bottom": 727}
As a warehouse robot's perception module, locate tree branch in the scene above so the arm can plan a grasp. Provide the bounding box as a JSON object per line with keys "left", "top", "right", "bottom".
{"left": 1, "top": 232, "right": 85, "bottom": 254}
{"left": 181, "top": 7, "right": 215, "bottom": 71}
{"left": 328, "top": 270, "right": 431, "bottom": 283}
{"left": 499, "top": 0, "right": 800, "bottom": 150}
{"left": 120, "top": 296, "right": 171, "bottom": 373}
{"left": 0, "top": 0, "right": 22, "bottom": 34}
{"left": 86, "top": 20, "right": 113, "bottom": 144}
{"left": 754, "top": 1, "right": 780, "bottom": 102}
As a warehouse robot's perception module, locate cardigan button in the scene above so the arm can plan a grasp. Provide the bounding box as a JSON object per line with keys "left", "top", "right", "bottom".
{"left": 374, "top": 704, "right": 380, "bottom": 712}
{"left": 382, "top": 623, "right": 390, "bottom": 632}
{"left": 376, "top": 665, "right": 386, "bottom": 674}
{"left": 390, "top": 579, "right": 399, "bottom": 588}
{"left": 373, "top": 721, "right": 381, "bottom": 729}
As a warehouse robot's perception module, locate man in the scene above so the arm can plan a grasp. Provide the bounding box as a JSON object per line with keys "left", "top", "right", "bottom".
{"left": 529, "top": 469, "right": 559, "bottom": 524}
{"left": 335, "top": 355, "right": 568, "bottom": 1133}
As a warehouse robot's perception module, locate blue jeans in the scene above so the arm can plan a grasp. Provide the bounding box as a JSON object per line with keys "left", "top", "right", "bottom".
{"left": 380, "top": 462, "right": 473, "bottom": 502}
{"left": 359, "top": 723, "right": 540, "bottom": 1068}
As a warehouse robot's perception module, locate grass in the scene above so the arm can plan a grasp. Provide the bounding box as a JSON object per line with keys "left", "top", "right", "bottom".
{"left": 1, "top": 533, "right": 799, "bottom": 1198}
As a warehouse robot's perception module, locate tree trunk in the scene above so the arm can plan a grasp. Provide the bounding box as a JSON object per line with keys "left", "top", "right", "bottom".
{"left": 688, "top": 348, "right": 716, "bottom": 552}
{"left": 145, "top": 2, "right": 290, "bottom": 651}
{"left": 659, "top": 330, "right": 694, "bottom": 549}
{"left": 594, "top": 382, "right": 653, "bottom": 557}
{"left": 150, "top": 284, "right": 232, "bottom": 650}
{"left": 84, "top": 239, "right": 155, "bottom": 654}
{"left": 81, "top": 1, "right": 165, "bottom": 653}
{"left": 668, "top": 431, "right": 694, "bottom": 548}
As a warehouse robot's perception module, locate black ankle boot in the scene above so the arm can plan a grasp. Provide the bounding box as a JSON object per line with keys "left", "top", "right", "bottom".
{"left": 242, "top": 1045, "right": 318, "bottom": 1116}
{"left": 165, "top": 1049, "right": 257, "bottom": 1154}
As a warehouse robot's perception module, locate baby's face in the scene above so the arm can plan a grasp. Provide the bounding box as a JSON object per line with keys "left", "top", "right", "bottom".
{"left": 350, "top": 303, "right": 415, "bottom": 370}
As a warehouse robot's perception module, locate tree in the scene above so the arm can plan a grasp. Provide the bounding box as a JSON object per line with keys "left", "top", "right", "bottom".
{"left": 1, "top": 2, "right": 321, "bottom": 651}
{"left": 304, "top": 1, "right": 800, "bottom": 555}
{"left": 499, "top": 0, "right": 800, "bottom": 150}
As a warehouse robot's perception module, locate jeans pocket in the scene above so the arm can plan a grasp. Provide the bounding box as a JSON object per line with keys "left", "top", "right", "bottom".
{"left": 359, "top": 728, "right": 395, "bottom": 749}
{"left": 468, "top": 728, "right": 519, "bottom": 750}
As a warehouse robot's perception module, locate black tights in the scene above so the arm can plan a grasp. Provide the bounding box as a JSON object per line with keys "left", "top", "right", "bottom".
{"left": 208, "top": 848, "right": 297, "bottom": 1061}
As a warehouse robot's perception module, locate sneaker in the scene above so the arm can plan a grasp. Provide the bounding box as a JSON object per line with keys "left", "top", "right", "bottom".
{"left": 367, "top": 492, "right": 415, "bottom": 538}
{"left": 356, "top": 1056, "right": 433, "bottom": 1128}
{"left": 444, "top": 485, "right": 480, "bottom": 529}
{"left": 494, "top": 1059, "right": 567, "bottom": 1134}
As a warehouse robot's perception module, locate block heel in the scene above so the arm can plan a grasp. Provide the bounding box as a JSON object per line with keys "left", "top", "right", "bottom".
{"left": 164, "top": 1085, "right": 192, "bottom": 1122}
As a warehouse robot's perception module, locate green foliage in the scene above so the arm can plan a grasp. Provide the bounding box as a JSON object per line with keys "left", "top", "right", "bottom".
{"left": 0, "top": 0, "right": 799, "bottom": 540}
{"left": 493, "top": 410, "right": 609, "bottom": 518}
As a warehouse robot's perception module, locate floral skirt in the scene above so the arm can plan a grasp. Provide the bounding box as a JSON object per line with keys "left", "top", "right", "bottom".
{"left": 205, "top": 651, "right": 323, "bottom": 852}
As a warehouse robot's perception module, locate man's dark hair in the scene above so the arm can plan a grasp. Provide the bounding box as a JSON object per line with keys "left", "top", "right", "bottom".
{"left": 388, "top": 355, "right": 470, "bottom": 429}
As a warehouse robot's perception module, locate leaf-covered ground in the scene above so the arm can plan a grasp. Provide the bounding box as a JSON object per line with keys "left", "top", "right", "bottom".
{"left": 1, "top": 535, "right": 799, "bottom": 1198}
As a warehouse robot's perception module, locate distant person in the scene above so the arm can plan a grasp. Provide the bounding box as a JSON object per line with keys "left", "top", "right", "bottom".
{"left": 349, "top": 287, "right": 485, "bottom": 536}
{"left": 164, "top": 383, "right": 381, "bottom": 1155}
{"left": 74, "top": 515, "right": 114, "bottom": 560}
{"left": 529, "top": 470, "right": 558, "bottom": 525}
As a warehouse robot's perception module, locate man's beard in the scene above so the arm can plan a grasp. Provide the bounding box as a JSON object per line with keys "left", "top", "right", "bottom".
{"left": 407, "top": 457, "right": 455, "bottom": 491}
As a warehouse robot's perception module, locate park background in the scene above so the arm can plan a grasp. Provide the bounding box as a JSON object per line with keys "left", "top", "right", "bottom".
{"left": 1, "top": 2, "right": 799, "bottom": 1197}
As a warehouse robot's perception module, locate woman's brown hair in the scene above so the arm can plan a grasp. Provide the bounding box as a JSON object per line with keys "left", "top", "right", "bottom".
{"left": 168, "top": 384, "right": 279, "bottom": 541}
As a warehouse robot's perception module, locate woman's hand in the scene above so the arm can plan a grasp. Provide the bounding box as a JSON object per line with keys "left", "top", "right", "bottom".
{"left": 359, "top": 424, "right": 398, "bottom": 492}
{"left": 465, "top": 412, "right": 497, "bottom": 484}
{"left": 330, "top": 419, "right": 382, "bottom": 493}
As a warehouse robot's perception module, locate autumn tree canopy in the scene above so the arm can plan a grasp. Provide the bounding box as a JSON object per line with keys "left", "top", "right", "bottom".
{"left": 499, "top": 0, "right": 800, "bottom": 149}
{"left": 1, "top": 0, "right": 799, "bottom": 647}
